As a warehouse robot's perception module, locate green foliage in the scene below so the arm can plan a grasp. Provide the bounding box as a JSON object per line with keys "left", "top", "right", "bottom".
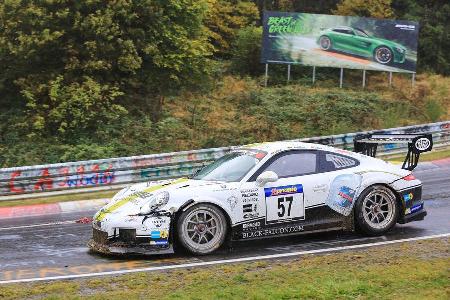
{"left": 392, "top": 0, "right": 450, "bottom": 75}
{"left": 0, "top": 0, "right": 213, "bottom": 138}
{"left": 205, "top": 0, "right": 259, "bottom": 57}
{"left": 334, "top": 0, "right": 394, "bottom": 18}
{"left": 230, "top": 26, "right": 263, "bottom": 75}
{"left": 424, "top": 99, "right": 445, "bottom": 122}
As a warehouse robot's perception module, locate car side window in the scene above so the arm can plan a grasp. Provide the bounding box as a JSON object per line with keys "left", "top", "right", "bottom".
{"left": 252, "top": 151, "right": 318, "bottom": 180}
{"left": 319, "top": 152, "right": 359, "bottom": 172}
{"left": 333, "top": 29, "right": 353, "bottom": 35}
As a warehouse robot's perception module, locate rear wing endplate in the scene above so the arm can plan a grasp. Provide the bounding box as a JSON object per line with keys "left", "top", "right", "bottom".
{"left": 353, "top": 133, "right": 433, "bottom": 171}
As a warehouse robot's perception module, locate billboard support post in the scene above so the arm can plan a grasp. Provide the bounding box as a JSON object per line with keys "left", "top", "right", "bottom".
{"left": 312, "top": 66, "right": 316, "bottom": 84}
{"left": 412, "top": 73, "right": 415, "bottom": 87}
{"left": 362, "top": 69, "right": 366, "bottom": 88}
{"left": 339, "top": 68, "right": 343, "bottom": 88}
{"left": 287, "top": 64, "right": 291, "bottom": 82}
{"left": 264, "top": 64, "right": 268, "bottom": 87}
{"left": 389, "top": 72, "right": 393, "bottom": 87}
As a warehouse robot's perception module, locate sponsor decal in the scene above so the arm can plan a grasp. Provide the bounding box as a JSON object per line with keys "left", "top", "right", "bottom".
{"left": 242, "top": 225, "right": 304, "bottom": 239}
{"left": 241, "top": 188, "right": 259, "bottom": 203}
{"left": 242, "top": 221, "right": 261, "bottom": 230}
{"left": 227, "top": 196, "right": 238, "bottom": 210}
{"left": 150, "top": 231, "right": 161, "bottom": 239}
{"left": 411, "top": 203, "right": 423, "bottom": 213}
{"left": 403, "top": 192, "right": 414, "bottom": 203}
{"left": 326, "top": 174, "right": 362, "bottom": 216}
{"left": 414, "top": 138, "right": 431, "bottom": 151}
{"left": 265, "top": 184, "right": 303, "bottom": 197}
{"left": 336, "top": 186, "right": 356, "bottom": 208}
{"left": 150, "top": 240, "right": 169, "bottom": 245}
{"left": 243, "top": 203, "right": 259, "bottom": 219}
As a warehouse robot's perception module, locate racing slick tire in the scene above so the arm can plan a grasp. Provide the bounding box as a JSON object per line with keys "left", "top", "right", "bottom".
{"left": 355, "top": 185, "right": 399, "bottom": 236}
{"left": 319, "top": 36, "right": 332, "bottom": 50}
{"left": 373, "top": 46, "right": 393, "bottom": 65}
{"left": 177, "top": 203, "right": 227, "bottom": 255}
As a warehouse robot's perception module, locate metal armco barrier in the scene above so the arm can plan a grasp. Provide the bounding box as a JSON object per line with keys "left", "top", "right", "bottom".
{"left": 1, "top": 121, "right": 449, "bottom": 198}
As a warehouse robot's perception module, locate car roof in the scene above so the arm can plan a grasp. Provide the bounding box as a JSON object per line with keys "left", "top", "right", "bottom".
{"left": 236, "top": 141, "right": 337, "bottom": 155}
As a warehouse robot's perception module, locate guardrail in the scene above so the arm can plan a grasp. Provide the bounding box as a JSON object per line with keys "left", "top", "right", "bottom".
{"left": 1, "top": 121, "right": 449, "bottom": 198}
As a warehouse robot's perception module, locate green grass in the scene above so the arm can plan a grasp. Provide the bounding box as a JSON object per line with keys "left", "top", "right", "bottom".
{"left": 387, "top": 148, "right": 450, "bottom": 163}
{"left": 0, "top": 238, "right": 449, "bottom": 299}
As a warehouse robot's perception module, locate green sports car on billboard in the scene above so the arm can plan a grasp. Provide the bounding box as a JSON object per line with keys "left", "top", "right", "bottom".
{"left": 317, "top": 26, "right": 407, "bottom": 65}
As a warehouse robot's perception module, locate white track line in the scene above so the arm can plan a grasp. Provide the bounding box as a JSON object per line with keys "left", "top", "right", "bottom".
{"left": 1, "top": 232, "right": 449, "bottom": 285}
{"left": 0, "top": 220, "right": 77, "bottom": 231}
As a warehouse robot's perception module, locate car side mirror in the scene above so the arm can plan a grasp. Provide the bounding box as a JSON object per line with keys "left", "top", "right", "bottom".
{"left": 256, "top": 171, "right": 278, "bottom": 187}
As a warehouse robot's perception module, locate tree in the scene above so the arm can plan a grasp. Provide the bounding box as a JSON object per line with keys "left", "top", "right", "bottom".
{"left": 0, "top": 0, "right": 213, "bottom": 139}
{"left": 334, "top": 0, "right": 394, "bottom": 18}
{"left": 205, "top": 0, "right": 259, "bottom": 57}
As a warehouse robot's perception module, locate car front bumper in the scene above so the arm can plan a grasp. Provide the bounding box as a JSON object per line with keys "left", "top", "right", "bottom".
{"left": 88, "top": 214, "right": 174, "bottom": 255}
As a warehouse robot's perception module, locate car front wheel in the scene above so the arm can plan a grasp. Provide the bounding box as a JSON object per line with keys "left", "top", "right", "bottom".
{"left": 355, "top": 185, "right": 398, "bottom": 235}
{"left": 177, "top": 203, "right": 227, "bottom": 255}
{"left": 374, "top": 46, "right": 393, "bottom": 64}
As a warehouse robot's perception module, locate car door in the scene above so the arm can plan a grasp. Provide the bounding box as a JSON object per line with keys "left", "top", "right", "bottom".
{"left": 233, "top": 150, "right": 360, "bottom": 240}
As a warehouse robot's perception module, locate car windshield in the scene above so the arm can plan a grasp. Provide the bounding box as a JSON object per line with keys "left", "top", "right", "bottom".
{"left": 355, "top": 29, "right": 369, "bottom": 37}
{"left": 192, "top": 150, "right": 266, "bottom": 182}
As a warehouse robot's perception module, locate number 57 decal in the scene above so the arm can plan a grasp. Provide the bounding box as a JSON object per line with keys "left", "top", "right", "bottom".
{"left": 265, "top": 184, "right": 305, "bottom": 224}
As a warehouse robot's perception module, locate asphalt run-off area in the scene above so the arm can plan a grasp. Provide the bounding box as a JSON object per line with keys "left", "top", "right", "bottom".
{"left": 0, "top": 159, "right": 449, "bottom": 284}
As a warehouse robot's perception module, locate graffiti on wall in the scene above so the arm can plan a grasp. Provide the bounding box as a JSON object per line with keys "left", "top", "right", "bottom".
{"left": 5, "top": 163, "right": 115, "bottom": 194}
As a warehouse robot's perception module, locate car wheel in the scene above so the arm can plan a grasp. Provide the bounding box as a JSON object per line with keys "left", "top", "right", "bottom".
{"left": 374, "top": 46, "right": 393, "bottom": 64}
{"left": 355, "top": 185, "right": 398, "bottom": 235}
{"left": 177, "top": 203, "right": 227, "bottom": 255}
{"left": 319, "top": 36, "right": 332, "bottom": 50}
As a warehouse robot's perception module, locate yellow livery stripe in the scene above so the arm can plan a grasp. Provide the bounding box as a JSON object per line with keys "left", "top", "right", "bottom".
{"left": 95, "top": 178, "right": 189, "bottom": 221}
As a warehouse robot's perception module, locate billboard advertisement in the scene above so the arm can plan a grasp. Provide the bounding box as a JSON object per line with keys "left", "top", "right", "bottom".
{"left": 261, "top": 11, "right": 419, "bottom": 73}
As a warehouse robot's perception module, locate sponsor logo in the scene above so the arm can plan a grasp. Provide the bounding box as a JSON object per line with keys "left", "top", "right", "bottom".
{"left": 243, "top": 204, "right": 254, "bottom": 213}
{"left": 395, "top": 24, "right": 416, "bottom": 30}
{"left": 403, "top": 193, "right": 414, "bottom": 202}
{"left": 411, "top": 203, "right": 423, "bottom": 213}
{"left": 242, "top": 225, "right": 304, "bottom": 239}
{"left": 227, "top": 196, "right": 238, "bottom": 210}
{"left": 336, "top": 186, "right": 355, "bottom": 207}
{"left": 265, "top": 184, "right": 303, "bottom": 197}
{"left": 150, "top": 240, "right": 169, "bottom": 245}
{"left": 415, "top": 138, "right": 431, "bottom": 151}
{"left": 150, "top": 231, "right": 161, "bottom": 239}
{"left": 243, "top": 221, "right": 261, "bottom": 229}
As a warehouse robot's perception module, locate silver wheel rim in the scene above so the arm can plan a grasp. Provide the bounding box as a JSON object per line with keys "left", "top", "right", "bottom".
{"left": 320, "top": 37, "right": 331, "bottom": 50}
{"left": 182, "top": 208, "right": 224, "bottom": 251}
{"left": 362, "top": 189, "right": 395, "bottom": 229}
{"left": 375, "top": 47, "right": 392, "bottom": 64}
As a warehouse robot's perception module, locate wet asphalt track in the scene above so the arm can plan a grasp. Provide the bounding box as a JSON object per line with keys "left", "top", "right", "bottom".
{"left": 0, "top": 161, "right": 449, "bottom": 283}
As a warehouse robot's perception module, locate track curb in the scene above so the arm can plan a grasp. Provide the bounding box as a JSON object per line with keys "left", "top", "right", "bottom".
{"left": 0, "top": 198, "right": 108, "bottom": 219}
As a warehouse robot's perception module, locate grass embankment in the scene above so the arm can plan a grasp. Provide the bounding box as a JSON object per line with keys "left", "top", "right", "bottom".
{"left": 1, "top": 73, "right": 449, "bottom": 168}
{"left": 1, "top": 238, "right": 449, "bottom": 299}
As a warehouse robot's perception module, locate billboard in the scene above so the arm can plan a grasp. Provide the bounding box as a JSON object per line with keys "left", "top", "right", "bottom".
{"left": 261, "top": 11, "right": 419, "bottom": 73}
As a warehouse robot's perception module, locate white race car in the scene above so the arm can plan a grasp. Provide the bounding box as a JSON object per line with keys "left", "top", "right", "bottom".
{"left": 89, "top": 134, "right": 432, "bottom": 255}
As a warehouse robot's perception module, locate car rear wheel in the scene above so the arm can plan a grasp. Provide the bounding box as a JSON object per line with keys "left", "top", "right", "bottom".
{"left": 355, "top": 185, "right": 398, "bottom": 235}
{"left": 319, "top": 36, "right": 332, "bottom": 50}
{"left": 177, "top": 203, "right": 227, "bottom": 255}
{"left": 374, "top": 46, "right": 393, "bottom": 64}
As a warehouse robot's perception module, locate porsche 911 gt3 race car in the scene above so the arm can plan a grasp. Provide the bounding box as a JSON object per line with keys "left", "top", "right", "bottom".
{"left": 89, "top": 134, "right": 433, "bottom": 255}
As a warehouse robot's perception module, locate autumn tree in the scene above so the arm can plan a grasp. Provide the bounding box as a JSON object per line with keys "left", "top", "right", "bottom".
{"left": 334, "top": 0, "right": 394, "bottom": 18}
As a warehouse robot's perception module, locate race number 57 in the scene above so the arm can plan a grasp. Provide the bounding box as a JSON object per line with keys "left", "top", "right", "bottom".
{"left": 277, "top": 196, "right": 293, "bottom": 217}
{"left": 265, "top": 184, "right": 305, "bottom": 223}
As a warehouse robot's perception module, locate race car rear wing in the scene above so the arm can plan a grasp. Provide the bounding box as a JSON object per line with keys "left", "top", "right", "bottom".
{"left": 353, "top": 133, "right": 433, "bottom": 171}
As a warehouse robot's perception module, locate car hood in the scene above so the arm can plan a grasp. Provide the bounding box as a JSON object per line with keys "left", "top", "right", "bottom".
{"left": 94, "top": 178, "right": 229, "bottom": 222}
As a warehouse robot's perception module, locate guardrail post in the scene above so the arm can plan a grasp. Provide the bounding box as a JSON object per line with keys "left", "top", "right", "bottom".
{"left": 312, "top": 66, "right": 316, "bottom": 84}
{"left": 339, "top": 68, "right": 343, "bottom": 88}
{"left": 362, "top": 69, "right": 366, "bottom": 88}
{"left": 264, "top": 64, "right": 268, "bottom": 87}
{"left": 287, "top": 64, "right": 291, "bottom": 82}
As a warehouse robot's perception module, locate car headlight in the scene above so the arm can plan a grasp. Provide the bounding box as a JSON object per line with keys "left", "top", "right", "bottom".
{"left": 394, "top": 46, "right": 405, "bottom": 53}
{"left": 139, "top": 191, "right": 169, "bottom": 214}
